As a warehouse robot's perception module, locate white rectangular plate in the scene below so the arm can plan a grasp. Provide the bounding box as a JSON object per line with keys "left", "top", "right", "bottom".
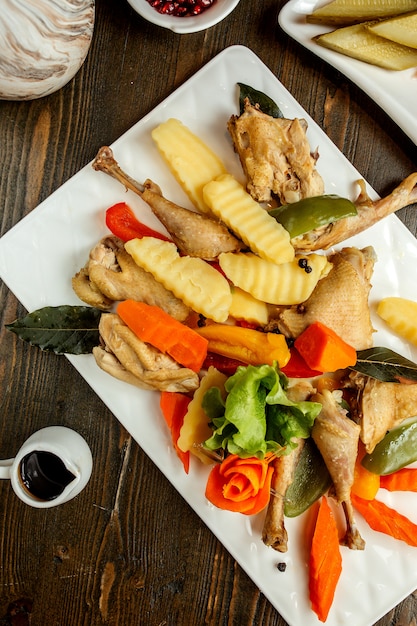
{"left": 1, "top": 45, "right": 417, "bottom": 626}
{"left": 279, "top": 0, "right": 417, "bottom": 146}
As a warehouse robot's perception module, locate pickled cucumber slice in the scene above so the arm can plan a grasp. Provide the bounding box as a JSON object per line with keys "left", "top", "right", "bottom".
{"left": 177, "top": 366, "right": 228, "bottom": 463}
{"left": 307, "top": 0, "right": 417, "bottom": 26}
{"left": 361, "top": 418, "right": 417, "bottom": 475}
{"left": 314, "top": 22, "right": 417, "bottom": 69}
{"left": 368, "top": 10, "right": 417, "bottom": 49}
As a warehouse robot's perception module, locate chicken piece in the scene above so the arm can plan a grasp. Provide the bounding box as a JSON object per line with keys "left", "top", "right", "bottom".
{"left": 227, "top": 100, "right": 325, "bottom": 204}
{"left": 287, "top": 378, "right": 318, "bottom": 403}
{"left": 346, "top": 372, "right": 417, "bottom": 453}
{"left": 92, "top": 146, "right": 243, "bottom": 261}
{"left": 269, "top": 246, "right": 376, "bottom": 350}
{"left": 94, "top": 313, "right": 199, "bottom": 393}
{"left": 262, "top": 440, "right": 305, "bottom": 552}
{"left": 262, "top": 379, "right": 315, "bottom": 552}
{"left": 72, "top": 263, "right": 114, "bottom": 310}
{"left": 72, "top": 236, "right": 190, "bottom": 321}
{"left": 311, "top": 389, "right": 365, "bottom": 550}
{"left": 293, "top": 174, "right": 417, "bottom": 252}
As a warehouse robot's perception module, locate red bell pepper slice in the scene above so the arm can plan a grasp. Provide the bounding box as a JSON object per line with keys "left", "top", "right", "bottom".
{"left": 207, "top": 260, "right": 227, "bottom": 277}
{"left": 281, "top": 347, "right": 322, "bottom": 378}
{"left": 202, "top": 352, "right": 246, "bottom": 376}
{"left": 105, "top": 202, "right": 171, "bottom": 243}
{"left": 237, "top": 320, "right": 260, "bottom": 330}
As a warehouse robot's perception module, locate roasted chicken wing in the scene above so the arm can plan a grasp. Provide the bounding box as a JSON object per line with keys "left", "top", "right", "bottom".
{"left": 94, "top": 313, "right": 199, "bottom": 393}
{"left": 72, "top": 236, "right": 190, "bottom": 321}
{"left": 346, "top": 372, "right": 417, "bottom": 453}
{"left": 262, "top": 441, "right": 305, "bottom": 552}
{"left": 262, "top": 380, "right": 316, "bottom": 552}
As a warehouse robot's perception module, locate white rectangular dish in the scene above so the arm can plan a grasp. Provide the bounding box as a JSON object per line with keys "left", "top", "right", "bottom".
{"left": 1, "top": 45, "right": 417, "bottom": 626}
{"left": 279, "top": 0, "right": 417, "bottom": 146}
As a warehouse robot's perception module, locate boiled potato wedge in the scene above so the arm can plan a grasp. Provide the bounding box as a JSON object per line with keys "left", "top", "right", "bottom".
{"left": 367, "top": 10, "right": 417, "bottom": 48}
{"left": 307, "top": 0, "right": 417, "bottom": 25}
{"left": 377, "top": 297, "right": 417, "bottom": 347}
{"left": 203, "top": 174, "right": 294, "bottom": 265}
{"left": 229, "top": 287, "right": 269, "bottom": 326}
{"left": 314, "top": 22, "right": 417, "bottom": 69}
{"left": 177, "top": 366, "right": 227, "bottom": 463}
{"left": 125, "top": 237, "right": 232, "bottom": 323}
{"left": 218, "top": 252, "right": 332, "bottom": 306}
{"left": 152, "top": 118, "right": 227, "bottom": 214}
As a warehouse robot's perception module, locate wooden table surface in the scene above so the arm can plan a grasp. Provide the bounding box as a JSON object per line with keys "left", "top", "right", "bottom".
{"left": 1, "top": 1, "right": 417, "bottom": 624}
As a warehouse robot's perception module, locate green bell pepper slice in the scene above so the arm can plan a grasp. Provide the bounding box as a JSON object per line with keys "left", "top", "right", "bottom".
{"left": 269, "top": 195, "right": 357, "bottom": 239}
{"left": 284, "top": 438, "right": 332, "bottom": 517}
{"left": 361, "top": 417, "right": 417, "bottom": 475}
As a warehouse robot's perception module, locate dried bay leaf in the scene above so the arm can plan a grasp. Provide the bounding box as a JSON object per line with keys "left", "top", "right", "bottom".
{"left": 6, "top": 305, "right": 102, "bottom": 355}
{"left": 238, "top": 83, "right": 284, "bottom": 118}
{"left": 351, "top": 347, "right": 417, "bottom": 383}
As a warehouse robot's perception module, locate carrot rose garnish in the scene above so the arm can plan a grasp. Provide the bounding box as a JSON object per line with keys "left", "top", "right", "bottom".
{"left": 205, "top": 454, "right": 274, "bottom": 515}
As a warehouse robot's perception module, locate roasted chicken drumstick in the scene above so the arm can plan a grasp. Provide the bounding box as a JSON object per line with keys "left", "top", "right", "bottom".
{"left": 92, "top": 146, "right": 243, "bottom": 261}
{"left": 311, "top": 389, "right": 365, "bottom": 550}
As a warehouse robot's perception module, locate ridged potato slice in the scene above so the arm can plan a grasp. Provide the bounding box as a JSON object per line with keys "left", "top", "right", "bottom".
{"left": 368, "top": 10, "right": 417, "bottom": 48}
{"left": 218, "top": 252, "right": 332, "bottom": 305}
{"left": 307, "top": 0, "right": 417, "bottom": 25}
{"left": 314, "top": 22, "right": 417, "bottom": 69}
{"left": 203, "top": 174, "right": 294, "bottom": 265}
{"left": 125, "top": 237, "right": 232, "bottom": 323}
{"left": 152, "top": 118, "right": 227, "bottom": 214}
{"left": 377, "top": 297, "right": 417, "bottom": 347}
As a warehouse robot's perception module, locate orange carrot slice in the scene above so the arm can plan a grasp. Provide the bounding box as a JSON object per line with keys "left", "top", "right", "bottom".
{"left": 160, "top": 391, "right": 191, "bottom": 474}
{"left": 117, "top": 299, "right": 208, "bottom": 372}
{"left": 295, "top": 321, "right": 357, "bottom": 373}
{"left": 352, "top": 493, "right": 417, "bottom": 546}
{"left": 309, "top": 496, "right": 342, "bottom": 622}
{"left": 380, "top": 468, "right": 417, "bottom": 492}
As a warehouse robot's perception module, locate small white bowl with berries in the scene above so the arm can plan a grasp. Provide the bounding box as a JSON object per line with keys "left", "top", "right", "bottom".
{"left": 127, "top": 0, "right": 241, "bottom": 33}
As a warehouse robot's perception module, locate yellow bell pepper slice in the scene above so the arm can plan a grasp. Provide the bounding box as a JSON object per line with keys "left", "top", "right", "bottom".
{"left": 196, "top": 324, "right": 290, "bottom": 368}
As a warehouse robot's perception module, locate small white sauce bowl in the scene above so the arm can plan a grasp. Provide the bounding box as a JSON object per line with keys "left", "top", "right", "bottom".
{"left": 127, "top": 0, "right": 241, "bottom": 34}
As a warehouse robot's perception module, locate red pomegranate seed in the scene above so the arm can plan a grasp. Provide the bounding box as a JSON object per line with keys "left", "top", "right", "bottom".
{"left": 146, "top": 0, "right": 217, "bottom": 17}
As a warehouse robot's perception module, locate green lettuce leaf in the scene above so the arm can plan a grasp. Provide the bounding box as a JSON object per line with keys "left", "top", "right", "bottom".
{"left": 265, "top": 373, "right": 322, "bottom": 453}
{"left": 203, "top": 364, "right": 321, "bottom": 459}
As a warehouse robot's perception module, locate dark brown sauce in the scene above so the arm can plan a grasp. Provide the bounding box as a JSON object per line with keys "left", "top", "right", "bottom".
{"left": 19, "top": 450, "right": 76, "bottom": 501}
